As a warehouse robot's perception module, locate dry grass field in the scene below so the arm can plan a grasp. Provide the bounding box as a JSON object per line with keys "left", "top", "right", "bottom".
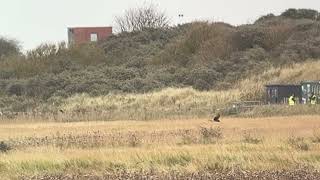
{"left": 1, "top": 115, "right": 320, "bottom": 179}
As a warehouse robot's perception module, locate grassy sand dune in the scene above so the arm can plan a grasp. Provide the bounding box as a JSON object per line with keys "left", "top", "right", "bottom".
{"left": 44, "top": 60, "right": 320, "bottom": 122}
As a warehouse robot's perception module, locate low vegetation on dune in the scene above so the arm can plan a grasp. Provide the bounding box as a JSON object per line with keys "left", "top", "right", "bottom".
{"left": 0, "top": 60, "right": 319, "bottom": 121}
{"left": 55, "top": 60, "right": 320, "bottom": 121}
{"left": 58, "top": 88, "right": 240, "bottom": 121}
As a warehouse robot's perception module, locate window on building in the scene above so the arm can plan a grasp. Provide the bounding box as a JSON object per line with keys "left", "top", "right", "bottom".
{"left": 271, "top": 88, "right": 277, "bottom": 98}
{"left": 90, "top": 33, "right": 98, "bottom": 42}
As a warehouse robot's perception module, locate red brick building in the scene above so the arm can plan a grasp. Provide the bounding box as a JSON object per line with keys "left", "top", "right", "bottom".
{"left": 68, "top": 27, "right": 113, "bottom": 45}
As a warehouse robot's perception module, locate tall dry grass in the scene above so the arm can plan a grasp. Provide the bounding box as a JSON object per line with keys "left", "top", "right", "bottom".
{"left": 58, "top": 87, "right": 241, "bottom": 121}
{"left": 241, "top": 104, "right": 320, "bottom": 118}
{"left": 1, "top": 116, "right": 320, "bottom": 179}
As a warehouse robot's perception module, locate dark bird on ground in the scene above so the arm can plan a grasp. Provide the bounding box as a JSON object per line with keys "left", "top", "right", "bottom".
{"left": 59, "top": 109, "right": 64, "bottom": 113}
{"left": 213, "top": 113, "right": 220, "bottom": 122}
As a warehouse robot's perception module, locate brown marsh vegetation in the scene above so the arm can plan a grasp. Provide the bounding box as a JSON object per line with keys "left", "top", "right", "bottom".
{"left": 1, "top": 115, "right": 320, "bottom": 179}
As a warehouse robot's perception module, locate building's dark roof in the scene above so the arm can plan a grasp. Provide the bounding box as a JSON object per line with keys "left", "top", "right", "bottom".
{"left": 265, "top": 84, "right": 300, "bottom": 87}
{"left": 266, "top": 80, "right": 320, "bottom": 87}
{"left": 301, "top": 80, "right": 320, "bottom": 84}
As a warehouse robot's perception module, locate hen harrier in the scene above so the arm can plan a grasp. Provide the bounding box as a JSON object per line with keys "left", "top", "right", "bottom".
{"left": 213, "top": 113, "right": 220, "bottom": 122}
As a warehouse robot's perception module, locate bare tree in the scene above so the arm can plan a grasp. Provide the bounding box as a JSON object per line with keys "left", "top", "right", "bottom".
{"left": 115, "top": 3, "right": 170, "bottom": 32}
{"left": 26, "top": 42, "right": 67, "bottom": 60}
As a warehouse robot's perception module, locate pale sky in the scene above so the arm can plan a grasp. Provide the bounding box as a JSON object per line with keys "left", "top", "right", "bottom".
{"left": 1, "top": 0, "right": 319, "bottom": 50}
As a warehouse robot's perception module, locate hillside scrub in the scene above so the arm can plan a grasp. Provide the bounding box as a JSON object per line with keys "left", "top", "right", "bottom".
{"left": 0, "top": 9, "right": 320, "bottom": 114}
{"left": 0, "top": 37, "right": 20, "bottom": 60}
{"left": 1, "top": 61, "right": 314, "bottom": 120}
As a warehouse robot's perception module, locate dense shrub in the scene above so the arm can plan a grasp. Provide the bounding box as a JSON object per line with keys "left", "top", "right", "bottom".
{"left": 6, "top": 82, "right": 25, "bottom": 96}
{"left": 184, "top": 67, "right": 221, "bottom": 90}
{"left": 281, "top": 9, "right": 320, "bottom": 20}
{"left": 0, "top": 37, "right": 20, "bottom": 60}
{"left": 0, "top": 95, "right": 40, "bottom": 112}
{"left": 102, "top": 27, "right": 186, "bottom": 65}
{"left": 255, "top": 14, "right": 276, "bottom": 23}
{"left": 232, "top": 22, "right": 294, "bottom": 51}
{"left": 155, "top": 22, "right": 234, "bottom": 66}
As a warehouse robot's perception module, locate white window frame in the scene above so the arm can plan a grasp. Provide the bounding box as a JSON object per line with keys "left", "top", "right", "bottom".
{"left": 90, "top": 33, "right": 98, "bottom": 42}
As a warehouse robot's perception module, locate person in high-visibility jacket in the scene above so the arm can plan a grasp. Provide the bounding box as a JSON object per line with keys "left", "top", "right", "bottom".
{"left": 288, "top": 94, "right": 296, "bottom": 106}
{"left": 310, "top": 93, "right": 317, "bottom": 105}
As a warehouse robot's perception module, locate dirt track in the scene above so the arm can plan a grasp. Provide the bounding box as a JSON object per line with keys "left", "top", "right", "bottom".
{"left": 22, "top": 168, "right": 320, "bottom": 180}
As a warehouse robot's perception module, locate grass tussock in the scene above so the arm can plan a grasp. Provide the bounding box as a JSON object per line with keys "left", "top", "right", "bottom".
{"left": 0, "top": 141, "right": 11, "bottom": 153}
{"left": 242, "top": 131, "right": 264, "bottom": 144}
{"left": 287, "top": 137, "right": 310, "bottom": 151}
{"left": 199, "top": 126, "right": 223, "bottom": 144}
{"left": 312, "top": 128, "right": 320, "bottom": 143}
